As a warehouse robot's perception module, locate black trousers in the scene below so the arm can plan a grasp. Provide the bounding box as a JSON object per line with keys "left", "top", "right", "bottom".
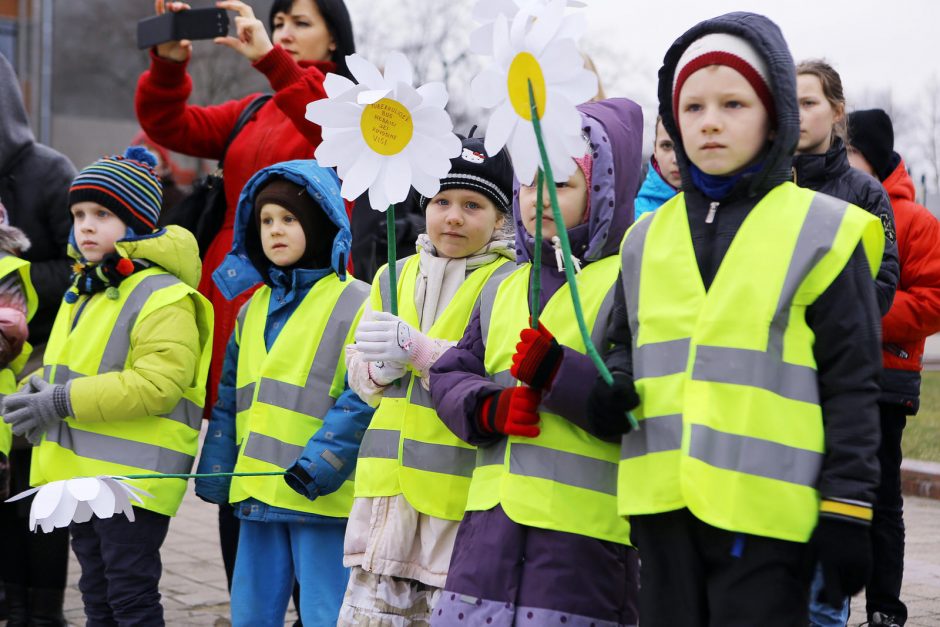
{"left": 866, "top": 404, "right": 908, "bottom": 623}
{"left": 70, "top": 508, "right": 170, "bottom": 627}
{"left": 631, "top": 508, "right": 813, "bottom": 627}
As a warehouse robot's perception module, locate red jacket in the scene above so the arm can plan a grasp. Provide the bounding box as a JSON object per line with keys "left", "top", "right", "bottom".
{"left": 880, "top": 159, "right": 940, "bottom": 412}
{"left": 135, "top": 45, "right": 331, "bottom": 412}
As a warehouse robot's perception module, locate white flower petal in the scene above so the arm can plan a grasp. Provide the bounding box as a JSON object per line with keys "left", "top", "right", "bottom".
{"left": 357, "top": 88, "right": 393, "bottom": 106}
{"left": 473, "top": 0, "right": 512, "bottom": 22}
{"left": 341, "top": 150, "right": 382, "bottom": 202}
{"left": 87, "top": 484, "right": 117, "bottom": 519}
{"left": 72, "top": 500, "right": 95, "bottom": 524}
{"left": 556, "top": 11, "right": 587, "bottom": 42}
{"left": 383, "top": 51, "right": 414, "bottom": 88}
{"left": 395, "top": 84, "right": 423, "bottom": 111}
{"left": 32, "top": 482, "right": 64, "bottom": 520}
{"left": 469, "top": 24, "right": 496, "bottom": 55}
{"left": 306, "top": 98, "right": 362, "bottom": 128}
{"left": 557, "top": 69, "right": 599, "bottom": 107}
{"left": 411, "top": 169, "right": 443, "bottom": 198}
{"left": 346, "top": 54, "right": 386, "bottom": 90}
{"left": 538, "top": 38, "right": 584, "bottom": 83}
{"left": 483, "top": 101, "right": 518, "bottom": 155}
{"left": 67, "top": 477, "right": 101, "bottom": 502}
{"left": 368, "top": 169, "right": 391, "bottom": 211}
{"left": 5, "top": 485, "right": 41, "bottom": 503}
{"left": 48, "top": 490, "right": 78, "bottom": 529}
{"left": 323, "top": 73, "right": 356, "bottom": 98}
{"left": 471, "top": 67, "right": 508, "bottom": 110}
{"left": 417, "top": 82, "right": 449, "bottom": 109}
{"left": 316, "top": 133, "right": 365, "bottom": 171}
{"left": 509, "top": 123, "right": 540, "bottom": 186}
{"left": 412, "top": 107, "right": 454, "bottom": 135}
{"left": 527, "top": 1, "right": 566, "bottom": 56}
{"left": 492, "top": 15, "right": 514, "bottom": 66}
{"left": 384, "top": 156, "right": 413, "bottom": 206}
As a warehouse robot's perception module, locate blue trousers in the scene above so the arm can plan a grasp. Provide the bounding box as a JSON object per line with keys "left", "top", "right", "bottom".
{"left": 231, "top": 519, "right": 348, "bottom": 626}
{"left": 808, "top": 563, "right": 850, "bottom": 626}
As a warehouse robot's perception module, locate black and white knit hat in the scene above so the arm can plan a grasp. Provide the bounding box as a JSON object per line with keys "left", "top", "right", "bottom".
{"left": 419, "top": 137, "right": 513, "bottom": 214}
{"left": 672, "top": 32, "right": 775, "bottom": 122}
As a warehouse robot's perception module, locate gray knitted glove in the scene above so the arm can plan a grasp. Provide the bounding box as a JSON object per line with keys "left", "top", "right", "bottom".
{"left": 2, "top": 376, "right": 71, "bottom": 445}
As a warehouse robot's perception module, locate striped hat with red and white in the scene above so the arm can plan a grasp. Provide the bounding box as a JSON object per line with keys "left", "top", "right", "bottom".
{"left": 672, "top": 32, "right": 775, "bottom": 121}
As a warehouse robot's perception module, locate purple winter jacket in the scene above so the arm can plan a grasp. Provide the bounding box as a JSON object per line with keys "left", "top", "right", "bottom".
{"left": 430, "top": 98, "right": 644, "bottom": 442}
{"left": 427, "top": 99, "right": 644, "bottom": 626}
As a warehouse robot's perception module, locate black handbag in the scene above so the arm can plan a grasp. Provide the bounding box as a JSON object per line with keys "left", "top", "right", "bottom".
{"left": 158, "top": 94, "right": 272, "bottom": 256}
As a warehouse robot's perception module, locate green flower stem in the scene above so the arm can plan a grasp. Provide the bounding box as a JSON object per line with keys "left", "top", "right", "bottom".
{"left": 121, "top": 471, "right": 287, "bottom": 480}
{"left": 527, "top": 81, "right": 639, "bottom": 431}
{"left": 387, "top": 204, "right": 399, "bottom": 315}
{"left": 530, "top": 169, "right": 544, "bottom": 327}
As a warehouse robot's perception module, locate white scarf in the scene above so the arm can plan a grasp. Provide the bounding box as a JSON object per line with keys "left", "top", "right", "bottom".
{"left": 413, "top": 233, "right": 515, "bottom": 333}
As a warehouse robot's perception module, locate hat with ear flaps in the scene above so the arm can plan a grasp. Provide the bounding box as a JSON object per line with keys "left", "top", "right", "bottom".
{"left": 212, "top": 159, "right": 353, "bottom": 301}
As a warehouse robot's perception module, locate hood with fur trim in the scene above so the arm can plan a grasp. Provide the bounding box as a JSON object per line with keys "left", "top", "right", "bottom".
{"left": 213, "top": 159, "right": 351, "bottom": 300}
{"left": 657, "top": 12, "right": 799, "bottom": 198}
{"left": 513, "top": 98, "right": 644, "bottom": 264}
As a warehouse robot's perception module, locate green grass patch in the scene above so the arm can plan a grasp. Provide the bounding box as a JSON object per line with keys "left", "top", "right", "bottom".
{"left": 903, "top": 371, "right": 940, "bottom": 462}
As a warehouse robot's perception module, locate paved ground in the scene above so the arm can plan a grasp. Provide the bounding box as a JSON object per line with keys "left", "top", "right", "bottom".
{"left": 49, "top": 492, "right": 940, "bottom": 626}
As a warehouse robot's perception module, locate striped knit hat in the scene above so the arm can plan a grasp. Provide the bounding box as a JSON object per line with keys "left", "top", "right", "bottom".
{"left": 68, "top": 146, "right": 163, "bottom": 233}
{"left": 672, "top": 32, "right": 775, "bottom": 123}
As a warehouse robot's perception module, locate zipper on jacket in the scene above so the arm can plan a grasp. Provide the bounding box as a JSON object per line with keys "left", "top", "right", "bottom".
{"left": 705, "top": 201, "right": 720, "bottom": 224}
{"left": 551, "top": 236, "right": 582, "bottom": 274}
{"left": 70, "top": 296, "right": 91, "bottom": 332}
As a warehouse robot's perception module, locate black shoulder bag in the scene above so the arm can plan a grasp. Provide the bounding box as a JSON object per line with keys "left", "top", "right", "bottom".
{"left": 158, "top": 94, "right": 272, "bottom": 256}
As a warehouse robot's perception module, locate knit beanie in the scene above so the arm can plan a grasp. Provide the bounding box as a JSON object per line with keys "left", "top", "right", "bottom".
{"left": 254, "top": 178, "right": 337, "bottom": 269}
{"left": 847, "top": 109, "right": 895, "bottom": 182}
{"left": 419, "top": 137, "right": 513, "bottom": 214}
{"left": 672, "top": 32, "right": 775, "bottom": 123}
{"left": 68, "top": 146, "right": 163, "bottom": 234}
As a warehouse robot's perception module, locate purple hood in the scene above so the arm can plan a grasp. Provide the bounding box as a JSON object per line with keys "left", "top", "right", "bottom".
{"left": 513, "top": 98, "right": 644, "bottom": 264}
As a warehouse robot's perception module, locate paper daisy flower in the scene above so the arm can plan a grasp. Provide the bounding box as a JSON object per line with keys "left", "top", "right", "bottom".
{"left": 470, "top": 0, "right": 586, "bottom": 55}
{"left": 471, "top": 1, "right": 597, "bottom": 184}
{"left": 6, "top": 476, "right": 151, "bottom": 533}
{"left": 306, "top": 52, "right": 462, "bottom": 211}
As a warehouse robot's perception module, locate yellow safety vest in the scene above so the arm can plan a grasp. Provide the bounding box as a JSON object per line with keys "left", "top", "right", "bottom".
{"left": 618, "top": 182, "right": 884, "bottom": 542}
{"left": 471, "top": 257, "right": 631, "bottom": 544}
{"left": 31, "top": 267, "right": 213, "bottom": 517}
{"left": 355, "top": 254, "right": 514, "bottom": 520}
{"left": 0, "top": 254, "right": 37, "bottom": 456}
{"left": 230, "top": 273, "right": 369, "bottom": 517}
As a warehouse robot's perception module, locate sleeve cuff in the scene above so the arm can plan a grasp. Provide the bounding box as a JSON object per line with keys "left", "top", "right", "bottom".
{"left": 147, "top": 48, "right": 190, "bottom": 87}
{"left": 819, "top": 497, "right": 873, "bottom": 525}
{"left": 253, "top": 45, "right": 306, "bottom": 91}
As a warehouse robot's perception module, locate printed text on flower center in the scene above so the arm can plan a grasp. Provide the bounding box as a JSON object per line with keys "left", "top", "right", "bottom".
{"left": 360, "top": 98, "right": 414, "bottom": 156}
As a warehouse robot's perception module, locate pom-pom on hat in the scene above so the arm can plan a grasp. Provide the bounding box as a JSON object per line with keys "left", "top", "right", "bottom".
{"left": 68, "top": 146, "right": 163, "bottom": 234}
{"left": 672, "top": 32, "right": 775, "bottom": 123}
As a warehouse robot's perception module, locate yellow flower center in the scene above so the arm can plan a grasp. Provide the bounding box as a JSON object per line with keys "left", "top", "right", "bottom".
{"left": 360, "top": 98, "right": 414, "bottom": 156}
{"left": 507, "top": 52, "right": 546, "bottom": 120}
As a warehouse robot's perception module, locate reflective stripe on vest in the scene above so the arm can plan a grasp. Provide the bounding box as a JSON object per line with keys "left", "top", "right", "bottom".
{"left": 619, "top": 183, "right": 884, "bottom": 541}
{"left": 473, "top": 259, "right": 631, "bottom": 544}
{"left": 355, "top": 255, "right": 513, "bottom": 520}
{"left": 31, "top": 269, "right": 210, "bottom": 517}
{"left": 231, "top": 274, "right": 368, "bottom": 517}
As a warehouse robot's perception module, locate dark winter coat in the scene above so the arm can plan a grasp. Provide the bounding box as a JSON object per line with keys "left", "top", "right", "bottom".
{"left": 879, "top": 158, "right": 940, "bottom": 412}
{"left": 792, "top": 136, "right": 899, "bottom": 315}
{"left": 428, "top": 98, "right": 644, "bottom": 626}
{"left": 0, "top": 55, "right": 76, "bottom": 345}
{"left": 605, "top": 11, "right": 883, "bottom": 507}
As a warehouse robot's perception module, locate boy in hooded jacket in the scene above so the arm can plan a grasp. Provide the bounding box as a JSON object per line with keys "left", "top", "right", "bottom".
{"left": 194, "top": 159, "right": 372, "bottom": 626}
{"left": 2, "top": 146, "right": 213, "bottom": 626}
{"left": 589, "top": 13, "right": 886, "bottom": 626}
{"left": 429, "top": 99, "right": 644, "bottom": 627}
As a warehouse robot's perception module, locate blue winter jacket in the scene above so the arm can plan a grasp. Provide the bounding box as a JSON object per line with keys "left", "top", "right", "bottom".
{"left": 634, "top": 159, "right": 678, "bottom": 221}
{"left": 195, "top": 159, "right": 372, "bottom": 524}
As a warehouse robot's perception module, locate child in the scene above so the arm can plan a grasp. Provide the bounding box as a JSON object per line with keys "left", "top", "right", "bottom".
{"left": 847, "top": 109, "right": 940, "bottom": 627}
{"left": 429, "top": 99, "right": 644, "bottom": 627}
{"left": 2, "top": 146, "right": 213, "bottom": 626}
{"left": 588, "top": 13, "right": 887, "bottom": 626}
{"left": 193, "top": 159, "right": 372, "bottom": 626}
{"left": 634, "top": 116, "right": 681, "bottom": 220}
{"left": 0, "top": 200, "right": 35, "bottom": 500}
{"left": 339, "top": 137, "right": 516, "bottom": 625}
{"left": 793, "top": 59, "right": 899, "bottom": 317}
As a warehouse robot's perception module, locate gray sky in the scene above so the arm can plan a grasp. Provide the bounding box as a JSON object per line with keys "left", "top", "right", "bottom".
{"left": 583, "top": 0, "right": 940, "bottom": 103}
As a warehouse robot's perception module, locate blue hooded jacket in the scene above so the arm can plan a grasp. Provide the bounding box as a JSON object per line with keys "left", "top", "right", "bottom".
{"left": 196, "top": 159, "right": 372, "bottom": 524}
{"left": 634, "top": 159, "right": 678, "bottom": 221}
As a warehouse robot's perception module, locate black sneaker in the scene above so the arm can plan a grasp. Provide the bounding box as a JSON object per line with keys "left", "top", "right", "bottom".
{"left": 868, "top": 612, "right": 901, "bottom": 627}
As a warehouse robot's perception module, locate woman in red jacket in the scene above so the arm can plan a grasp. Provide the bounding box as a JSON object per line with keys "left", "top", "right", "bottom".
{"left": 135, "top": 0, "right": 354, "bottom": 593}
{"left": 848, "top": 108, "right": 940, "bottom": 627}
{"left": 136, "top": 0, "right": 354, "bottom": 416}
